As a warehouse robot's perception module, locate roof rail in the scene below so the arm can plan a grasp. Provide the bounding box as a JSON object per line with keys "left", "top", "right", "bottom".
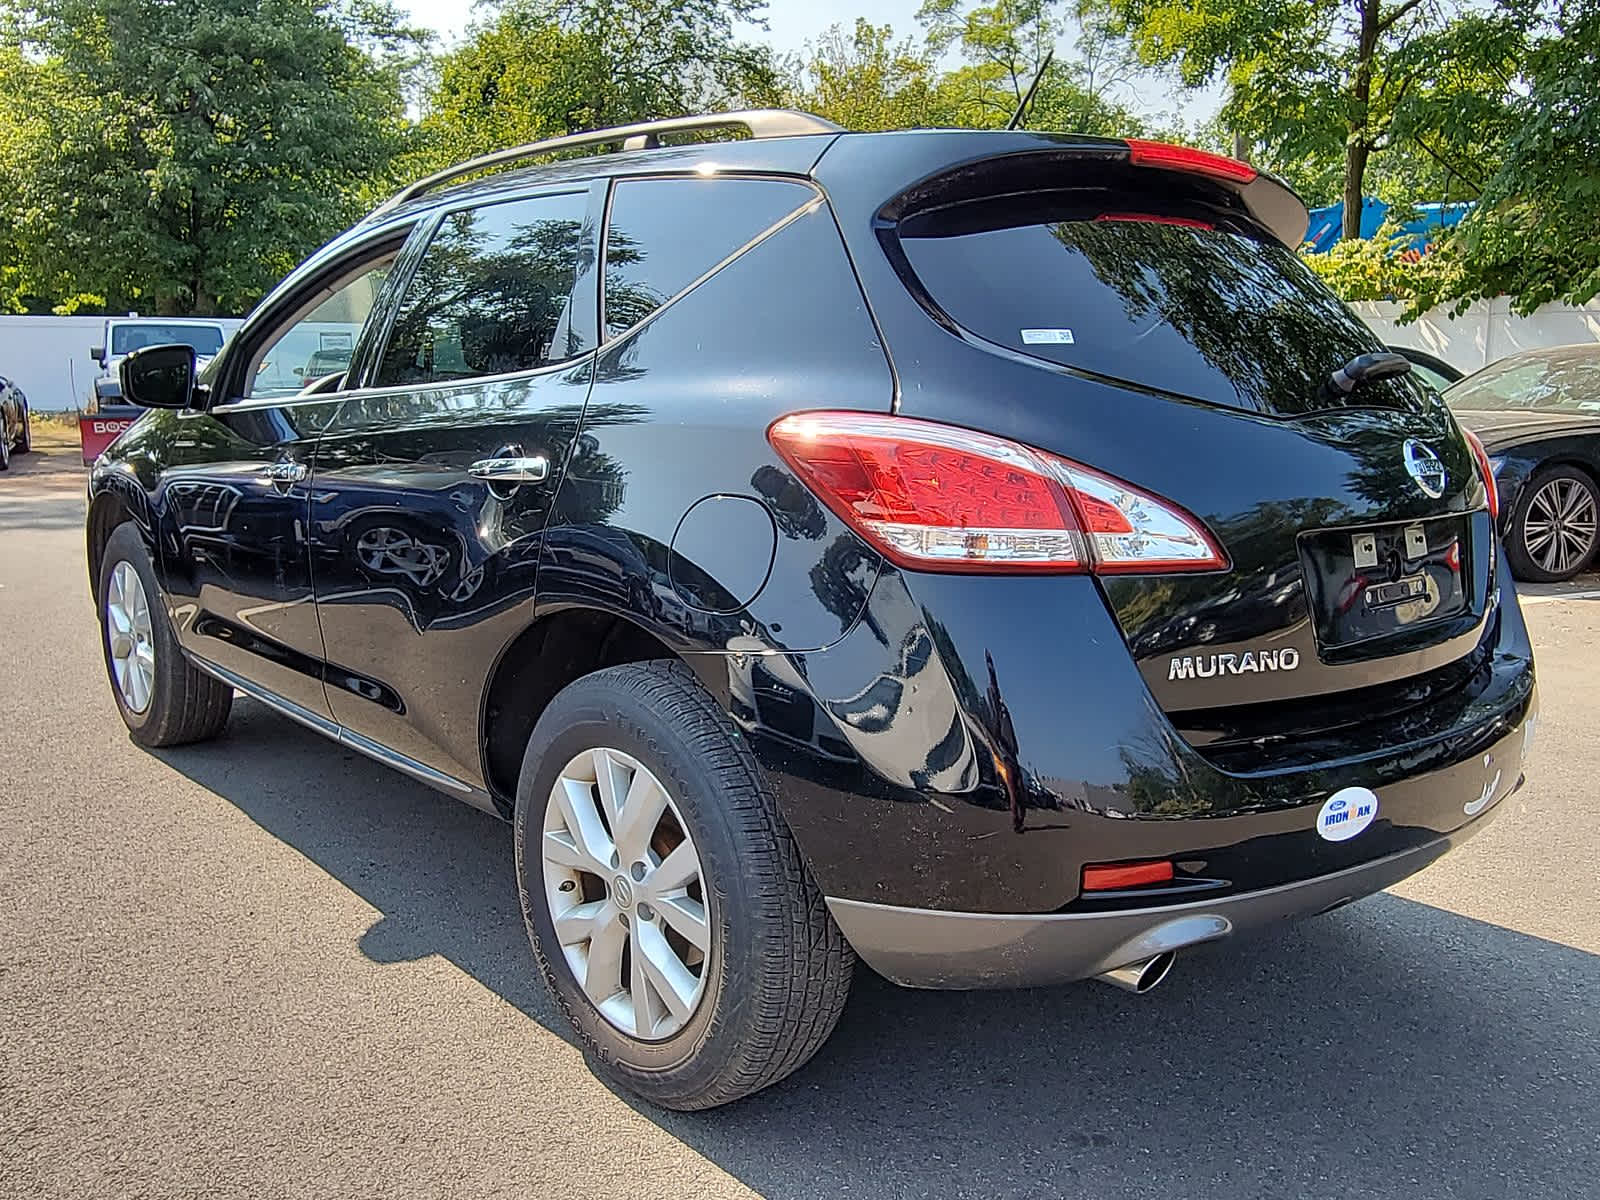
{"left": 369, "top": 109, "right": 845, "bottom": 219}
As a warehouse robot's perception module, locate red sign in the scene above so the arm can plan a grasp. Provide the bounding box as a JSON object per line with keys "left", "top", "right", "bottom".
{"left": 79, "top": 416, "right": 137, "bottom": 465}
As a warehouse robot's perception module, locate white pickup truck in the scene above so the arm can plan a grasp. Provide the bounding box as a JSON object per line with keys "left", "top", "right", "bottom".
{"left": 89, "top": 317, "right": 229, "bottom": 411}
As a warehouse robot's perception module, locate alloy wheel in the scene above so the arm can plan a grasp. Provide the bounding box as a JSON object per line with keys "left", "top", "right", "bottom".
{"left": 542, "top": 747, "right": 710, "bottom": 1040}
{"left": 1524, "top": 477, "right": 1598, "bottom": 576}
{"left": 106, "top": 560, "right": 156, "bottom": 714}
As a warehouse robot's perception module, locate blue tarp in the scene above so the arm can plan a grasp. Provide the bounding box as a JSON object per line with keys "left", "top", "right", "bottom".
{"left": 1303, "top": 198, "right": 1472, "bottom": 253}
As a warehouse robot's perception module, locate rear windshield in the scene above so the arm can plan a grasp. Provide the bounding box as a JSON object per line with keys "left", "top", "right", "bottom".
{"left": 895, "top": 191, "right": 1415, "bottom": 416}
{"left": 111, "top": 324, "right": 225, "bottom": 356}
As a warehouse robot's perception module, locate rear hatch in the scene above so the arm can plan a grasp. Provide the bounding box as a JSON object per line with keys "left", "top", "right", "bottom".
{"left": 849, "top": 139, "right": 1496, "bottom": 764}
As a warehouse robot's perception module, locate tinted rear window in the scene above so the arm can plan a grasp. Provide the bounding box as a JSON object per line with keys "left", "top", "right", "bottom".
{"left": 896, "top": 192, "right": 1416, "bottom": 416}
{"left": 603, "top": 177, "right": 817, "bottom": 339}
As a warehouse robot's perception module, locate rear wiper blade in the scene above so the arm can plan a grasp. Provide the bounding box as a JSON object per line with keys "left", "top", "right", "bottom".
{"left": 1327, "top": 351, "right": 1412, "bottom": 397}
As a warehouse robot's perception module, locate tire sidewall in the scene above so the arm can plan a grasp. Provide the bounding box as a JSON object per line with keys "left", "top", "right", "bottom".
{"left": 1508, "top": 466, "right": 1600, "bottom": 583}
{"left": 98, "top": 523, "right": 178, "bottom": 739}
{"left": 513, "top": 675, "right": 760, "bottom": 1094}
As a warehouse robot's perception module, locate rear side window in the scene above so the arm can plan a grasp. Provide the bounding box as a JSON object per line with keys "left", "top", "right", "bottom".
{"left": 603, "top": 177, "right": 817, "bottom": 339}
{"left": 376, "top": 191, "right": 588, "bottom": 387}
{"left": 896, "top": 190, "right": 1416, "bottom": 416}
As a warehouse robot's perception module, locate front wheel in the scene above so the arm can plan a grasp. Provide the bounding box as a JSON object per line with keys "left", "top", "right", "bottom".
{"left": 14, "top": 404, "right": 29, "bottom": 453}
{"left": 97, "top": 522, "right": 232, "bottom": 746}
{"left": 1506, "top": 465, "right": 1600, "bottom": 583}
{"left": 513, "top": 660, "right": 854, "bottom": 1110}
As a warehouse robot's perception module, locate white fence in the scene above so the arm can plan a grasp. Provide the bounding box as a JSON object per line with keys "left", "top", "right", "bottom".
{"left": 1353, "top": 298, "right": 1600, "bottom": 373}
{"left": 0, "top": 315, "right": 245, "bottom": 411}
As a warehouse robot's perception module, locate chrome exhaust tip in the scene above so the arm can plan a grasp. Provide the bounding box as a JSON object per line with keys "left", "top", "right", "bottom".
{"left": 1094, "top": 951, "right": 1176, "bottom": 994}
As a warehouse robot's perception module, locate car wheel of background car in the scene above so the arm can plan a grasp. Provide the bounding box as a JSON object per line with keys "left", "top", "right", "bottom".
{"left": 97, "top": 522, "right": 232, "bottom": 747}
{"left": 1506, "top": 464, "right": 1600, "bottom": 583}
{"left": 14, "top": 404, "right": 29, "bottom": 454}
{"left": 513, "top": 659, "right": 854, "bottom": 1111}
{"left": 0, "top": 427, "right": 9, "bottom": 471}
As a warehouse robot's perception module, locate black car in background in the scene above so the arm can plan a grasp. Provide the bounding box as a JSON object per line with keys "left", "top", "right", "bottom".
{"left": 0, "top": 374, "right": 30, "bottom": 470}
{"left": 1450, "top": 343, "right": 1600, "bottom": 581}
{"left": 86, "top": 111, "right": 1536, "bottom": 1110}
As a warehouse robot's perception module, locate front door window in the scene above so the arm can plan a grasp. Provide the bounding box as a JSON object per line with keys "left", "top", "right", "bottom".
{"left": 245, "top": 264, "right": 391, "bottom": 399}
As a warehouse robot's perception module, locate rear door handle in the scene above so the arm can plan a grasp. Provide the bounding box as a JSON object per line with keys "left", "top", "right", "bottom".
{"left": 468, "top": 455, "right": 549, "bottom": 485}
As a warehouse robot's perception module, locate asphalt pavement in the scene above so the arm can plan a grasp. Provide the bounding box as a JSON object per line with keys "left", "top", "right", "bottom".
{"left": 2, "top": 447, "right": 1597, "bottom": 1200}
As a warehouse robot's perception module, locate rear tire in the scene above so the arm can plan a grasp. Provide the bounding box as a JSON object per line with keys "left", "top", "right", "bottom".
{"left": 97, "top": 522, "right": 232, "bottom": 747}
{"left": 0, "top": 428, "right": 9, "bottom": 471}
{"left": 1506, "top": 464, "right": 1600, "bottom": 583}
{"left": 513, "top": 660, "right": 853, "bottom": 1110}
{"left": 14, "top": 404, "right": 29, "bottom": 453}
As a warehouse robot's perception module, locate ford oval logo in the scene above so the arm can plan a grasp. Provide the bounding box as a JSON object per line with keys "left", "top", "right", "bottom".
{"left": 1403, "top": 439, "right": 1447, "bottom": 499}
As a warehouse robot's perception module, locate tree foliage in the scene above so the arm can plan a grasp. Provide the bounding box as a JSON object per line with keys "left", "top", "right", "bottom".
{"left": 1417, "top": 0, "right": 1600, "bottom": 312}
{"left": 2, "top": 0, "right": 1597, "bottom": 320}
{"left": 1087, "top": 0, "right": 1537, "bottom": 235}
{"left": 789, "top": 3, "right": 1147, "bottom": 137}
{"left": 417, "top": 0, "right": 782, "bottom": 168}
{"left": 0, "top": 0, "right": 422, "bottom": 315}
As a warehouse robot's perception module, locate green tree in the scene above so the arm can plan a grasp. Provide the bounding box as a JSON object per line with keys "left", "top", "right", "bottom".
{"left": 1088, "top": 0, "right": 1533, "bottom": 233}
{"left": 1421, "top": 0, "right": 1600, "bottom": 313}
{"left": 790, "top": 20, "right": 954, "bottom": 131}
{"left": 1, "top": 0, "right": 420, "bottom": 315}
{"left": 912, "top": 0, "right": 1147, "bottom": 134}
{"left": 421, "top": 0, "right": 780, "bottom": 167}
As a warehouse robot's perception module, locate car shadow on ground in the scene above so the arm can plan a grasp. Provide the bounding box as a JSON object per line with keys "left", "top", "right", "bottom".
{"left": 156, "top": 698, "right": 1600, "bottom": 1199}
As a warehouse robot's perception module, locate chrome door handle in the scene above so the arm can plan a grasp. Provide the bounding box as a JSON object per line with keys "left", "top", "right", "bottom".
{"left": 265, "top": 460, "right": 308, "bottom": 484}
{"left": 468, "top": 455, "right": 549, "bottom": 485}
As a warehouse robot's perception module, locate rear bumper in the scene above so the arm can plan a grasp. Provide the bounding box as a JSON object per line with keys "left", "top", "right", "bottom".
{"left": 829, "top": 786, "right": 1511, "bottom": 989}
{"left": 736, "top": 543, "right": 1535, "bottom": 917}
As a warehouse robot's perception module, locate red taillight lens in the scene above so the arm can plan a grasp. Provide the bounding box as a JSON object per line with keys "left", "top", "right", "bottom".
{"left": 767, "top": 412, "right": 1227, "bottom": 575}
{"left": 1463, "top": 430, "right": 1500, "bottom": 522}
{"left": 1082, "top": 860, "right": 1176, "bottom": 891}
{"left": 1125, "top": 139, "right": 1258, "bottom": 185}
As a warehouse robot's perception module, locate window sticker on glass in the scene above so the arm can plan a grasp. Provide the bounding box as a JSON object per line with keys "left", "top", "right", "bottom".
{"left": 1021, "top": 328, "right": 1075, "bottom": 345}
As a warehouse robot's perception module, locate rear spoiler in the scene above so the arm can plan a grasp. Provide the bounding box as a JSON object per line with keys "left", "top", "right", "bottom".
{"left": 860, "top": 133, "right": 1311, "bottom": 250}
{"left": 1123, "top": 139, "right": 1309, "bottom": 248}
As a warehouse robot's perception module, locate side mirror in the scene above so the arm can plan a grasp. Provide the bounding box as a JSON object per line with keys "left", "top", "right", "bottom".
{"left": 120, "top": 344, "right": 197, "bottom": 410}
{"left": 89, "top": 346, "right": 105, "bottom": 362}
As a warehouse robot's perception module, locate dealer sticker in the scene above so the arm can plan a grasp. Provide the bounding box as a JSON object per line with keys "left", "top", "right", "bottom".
{"left": 1315, "top": 786, "right": 1379, "bottom": 841}
{"left": 1021, "top": 328, "right": 1075, "bottom": 345}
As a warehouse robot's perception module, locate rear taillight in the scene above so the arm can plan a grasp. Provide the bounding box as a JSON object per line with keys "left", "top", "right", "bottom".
{"left": 1463, "top": 430, "right": 1500, "bottom": 522}
{"left": 1125, "top": 139, "right": 1258, "bottom": 185}
{"left": 767, "top": 412, "right": 1227, "bottom": 575}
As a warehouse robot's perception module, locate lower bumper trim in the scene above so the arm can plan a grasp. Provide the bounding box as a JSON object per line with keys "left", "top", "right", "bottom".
{"left": 827, "top": 805, "right": 1501, "bottom": 989}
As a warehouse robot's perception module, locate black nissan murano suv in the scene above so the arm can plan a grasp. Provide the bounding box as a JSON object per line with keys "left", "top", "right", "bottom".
{"left": 87, "top": 111, "right": 1537, "bottom": 1110}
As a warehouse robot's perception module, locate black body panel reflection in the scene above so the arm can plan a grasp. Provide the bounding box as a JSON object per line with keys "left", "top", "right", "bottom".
{"left": 130, "top": 399, "right": 343, "bottom": 719}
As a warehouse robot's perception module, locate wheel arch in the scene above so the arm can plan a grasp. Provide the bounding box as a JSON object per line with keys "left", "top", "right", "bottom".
{"left": 479, "top": 605, "right": 725, "bottom": 811}
{"left": 86, "top": 487, "right": 140, "bottom": 606}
